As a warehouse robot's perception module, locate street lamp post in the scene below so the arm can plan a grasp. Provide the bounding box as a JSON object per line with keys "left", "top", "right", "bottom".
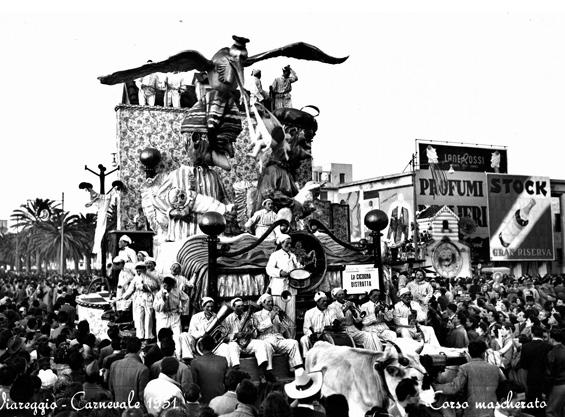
{"left": 198, "top": 212, "right": 226, "bottom": 301}
{"left": 364, "top": 209, "right": 389, "bottom": 301}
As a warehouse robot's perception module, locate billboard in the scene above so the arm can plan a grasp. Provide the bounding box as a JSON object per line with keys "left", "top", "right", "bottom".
{"left": 487, "top": 174, "right": 554, "bottom": 261}
{"left": 379, "top": 187, "right": 414, "bottom": 247}
{"left": 417, "top": 140, "right": 508, "bottom": 173}
{"left": 415, "top": 170, "right": 489, "bottom": 261}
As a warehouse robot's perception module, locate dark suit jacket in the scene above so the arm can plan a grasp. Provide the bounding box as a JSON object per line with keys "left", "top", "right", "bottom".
{"left": 520, "top": 338, "right": 552, "bottom": 390}
{"left": 191, "top": 352, "right": 228, "bottom": 404}
{"left": 292, "top": 406, "right": 326, "bottom": 417}
{"left": 108, "top": 353, "right": 149, "bottom": 406}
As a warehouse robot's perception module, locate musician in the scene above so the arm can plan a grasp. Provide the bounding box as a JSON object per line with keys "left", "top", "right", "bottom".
{"left": 115, "top": 261, "right": 160, "bottom": 342}
{"left": 300, "top": 292, "right": 339, "bottom": 355}
{"left": 328, "top": 288, "right": 382, "bottom": 351}
{"left": 361, "top": 289, "right": 397, "bottom": 342}
{"left": 405, "top": 269, "right": 433, "bottom": 315}
{"left": 266, "top": 234, "right": 303, "bottom": 325}
{"left": 179, "top": 297, "right": 232, "bottom": 364}
{"left": 153, "top": 276, "right": 188, "bottom": 358}
{"left": 393, "top": 288, "right": 440, "bottom": 346}
{"left": 224, "top": 297, "right": 275, "bottom": 382}
{"left": 252, "top": 293, "right": 303, "bottom": 373}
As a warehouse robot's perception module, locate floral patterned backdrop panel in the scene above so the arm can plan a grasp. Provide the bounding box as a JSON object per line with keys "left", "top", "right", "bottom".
{"left": 116, "top": 105, "right": 313, "bottom": 231}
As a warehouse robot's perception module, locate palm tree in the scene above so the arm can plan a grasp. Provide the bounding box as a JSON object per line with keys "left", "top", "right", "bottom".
{"left": 11, "top": 198, "right": 58, "bottom": 273}
{"left": 0, "top": 232, "right": 17, "bottom": 269}
{"left": 29, "top": 209, "right": 90, "bottom": 274}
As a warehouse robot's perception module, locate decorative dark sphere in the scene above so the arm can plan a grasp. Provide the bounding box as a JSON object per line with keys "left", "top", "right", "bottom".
{"left": 364, "top": 209, "right": 389, "bottom": 232}
{"left": 199, "top": 212, "right": 226, "bottom": 236}
{"left": 139, "top": 148, "right": 162, "bottom": 169}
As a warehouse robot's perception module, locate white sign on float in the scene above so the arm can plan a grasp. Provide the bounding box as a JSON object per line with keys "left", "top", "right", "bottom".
{"left": 342, "top": 264, "right": 379, "bottom": 294}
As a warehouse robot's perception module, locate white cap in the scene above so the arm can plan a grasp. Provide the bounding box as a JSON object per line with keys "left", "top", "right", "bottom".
{"left": 257, "top": 293, "right": 272, "bottom": 305}
{"left": 231, "top": 297, "right": 243, "bottom": 308}
{"left": 399, "top": 288, "right": 410, "bottom": 297}
{"left": 201, "top": 297, "right": 214, "bottom": 307}
{"left": 119, "top": 235, "right": 132, "bottom": 244}
{"left": 331, "top": 287, "right": 344, "bottom": 298}
{"left": 38, "top": 369, "right": 58, "bottom": 389}
{"left": 276, "top": 234, "right": 291, "bottom": 245}
{"left": 135, "top": 261, "right": 147, "bottom": 269}
{"left": 314, "top": 291, "right": 327, "bottom": 302}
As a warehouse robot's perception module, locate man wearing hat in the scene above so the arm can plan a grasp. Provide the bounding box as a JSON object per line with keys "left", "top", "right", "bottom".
{"left": 393, "top": 288, "right": 440, "bottom": 346}
{"left": 118, "top": 235, "right": 137, "bottom": 265}
{"left": 266, "top": 234, "right": 302, "bottom": 326}
{"left": 116, "top": 261, "right": 160, "bottom": 342}
{"left": 224, "top": 297, "right": 275, "bottom": 382}
{"left": 300, "top": 292, "right": 339, "bottom": 355}
{"left": 284, "top": 371, "right": 325, "bottom": 417}
{"left": 270, "top": 65, "right": 298, "bottom": 110}
{"left": 360, "top": 288, "right": 397, "bottom": 342}
{"left": 328, "top": 288, "right": 382, "bottom": 351}
{"left": 244, "top": 198, "right": 277, "bottom": 240}
{"left": 153, "top": 276, "right": 188, "bottom": 358}
{"left": 179, "top": 297, "right": 231, "bottom": 364}
{"left": 252, "top": 293, "right": 303, "bottom": 373}
{"left": 113, "top": 256, "right": 134, "bottom": 317}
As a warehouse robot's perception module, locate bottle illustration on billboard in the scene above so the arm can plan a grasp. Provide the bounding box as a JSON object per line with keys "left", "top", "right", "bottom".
{"left": 499, "top": 199, "right": 536, "bottom": 247}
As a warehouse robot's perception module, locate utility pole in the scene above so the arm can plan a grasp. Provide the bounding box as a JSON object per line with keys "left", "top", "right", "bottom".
{"left": 60, "top": 192, "right": 65, "bottom": 275}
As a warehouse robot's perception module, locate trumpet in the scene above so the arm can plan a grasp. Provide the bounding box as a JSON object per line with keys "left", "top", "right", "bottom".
{"left": 344, "top": 301, "right": 366, "bottom": 319}
{"left": 273, "top": 306, "right": 296, "bottom": 338}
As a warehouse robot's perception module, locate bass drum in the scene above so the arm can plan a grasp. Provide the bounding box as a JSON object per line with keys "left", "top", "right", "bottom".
{"left": 319, "top": 331, "right": 356, "bottom": 348}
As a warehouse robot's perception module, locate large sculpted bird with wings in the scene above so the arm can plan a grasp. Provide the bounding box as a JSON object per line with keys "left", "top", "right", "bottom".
{"left": 99, "top": 35, "right": 347, "bottom": 171}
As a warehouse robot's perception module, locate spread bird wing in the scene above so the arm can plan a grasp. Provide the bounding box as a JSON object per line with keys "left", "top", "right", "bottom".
{"left": 98, "top": 50, "right": 214, "bottom": 85}
{"left": 245, "top": 42, "right": 348, "bottom": 67}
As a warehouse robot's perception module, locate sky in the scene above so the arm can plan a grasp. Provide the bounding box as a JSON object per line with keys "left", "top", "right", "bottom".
{"left": 2, "top": 0, "right": 565, "bottom": 222}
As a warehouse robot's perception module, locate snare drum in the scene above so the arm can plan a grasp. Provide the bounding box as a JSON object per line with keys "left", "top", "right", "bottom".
{"left": 289, "top": 269, "right": 311, "bottom": 289}
{"left": 319, "top": 331, "right": 356, "bottom": 347}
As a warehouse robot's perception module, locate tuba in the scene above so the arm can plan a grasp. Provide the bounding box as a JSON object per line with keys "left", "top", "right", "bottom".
{"left": 195, "top": 303, "right": 233, "bottom": 355}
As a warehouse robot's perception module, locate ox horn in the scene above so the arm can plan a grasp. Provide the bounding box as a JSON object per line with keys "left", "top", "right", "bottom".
{"left": 415, "top": 340, "right": 425, "bottom": 355}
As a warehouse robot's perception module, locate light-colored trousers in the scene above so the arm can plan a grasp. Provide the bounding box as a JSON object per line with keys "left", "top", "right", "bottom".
{"left": 133, "top": 298, "right": 154, "bottom": 340}
{"left": 178, "top": 333, "right": 231, "bottom": 365}
{"left": 259, "top": 334, "right": 302, "bottom": 369}
{"left": 397, "top": 325, "right": 440, "bottom": 346}
{"left": 345, "top": 326, "right": 383, "bottom": 351}
{"left": 228, "top": 340, "right": 273, "bottom": 370}
{"left": 155, "top": 312, "right": 182, "bottom": 358}
{"left": 165, "top": 89, "right": 181, "bottom": 107}
{"left": 138, "top": 88, "right": 155, "bottom": 106}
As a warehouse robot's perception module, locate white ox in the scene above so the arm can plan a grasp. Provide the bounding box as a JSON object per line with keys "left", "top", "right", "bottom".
{"left": 305, "top": 340, "right": 435, "bottom": 417}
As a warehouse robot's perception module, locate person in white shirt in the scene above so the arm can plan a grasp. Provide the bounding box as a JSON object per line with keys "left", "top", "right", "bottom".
{"left": 393, "top": 288, "right": 440, "bottom": 346}
{"left": 266, "top": 234, "right": 302, "bottom": 326}
{"left": 135, "top": 63, "right": 157, "bottom": 106}
{"left": 328, "top": 288, "right": 382, "bottom": 351}
{"left": 178, "top": 297, "right": 231, "bottom": 364}
{"left": 145, "top": 257, "right": 162, "bottom": 285}
{"left": 271, "top": 65, "right": 298, "bottom": 109}
{"left": 252, "top": 293, "right": 303, "bottom": 373}
{"left": 116, "top": 262, "right": 160, "bottom": 341}
{"left": 154, "top": 72, "right": 168, "bottom": 106}
{"left": 246, "top": 69, "right": 268, "bottom": 105}
{"left": 405, "top": 269, "right": 433, "bottom": 315}
{"left": 113, "top": 256, "right": 134, "bottom": 315}
{"left": 300, "top": 292, "right": 338, "bottom": 355}
{"left": 245, "top": 198, "right": 277, "bottom": 240}
{"left": 153, "top": 276, "right": 187, "bottom": 358}
{"left": 170, "top": 262, "right": 194, "bottom": 326}
{"left": 224, "top": 297, "right": 275, "bottom": 382}
{"left": 118, "top": 235, "right": 137, "bottom": 265}
{"left": 144, "top": 357, "right": 185, "bottom": 415}
{"left": 165, "top": 71, "right": 185, "bottom": 108}
{"left": 360, "top": 289, "right": 397, "bottom": 342}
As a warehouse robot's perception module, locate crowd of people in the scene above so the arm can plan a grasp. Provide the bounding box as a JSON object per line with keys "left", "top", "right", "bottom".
{"left": 1, "top": 232, "right": 565, "bottom": 417}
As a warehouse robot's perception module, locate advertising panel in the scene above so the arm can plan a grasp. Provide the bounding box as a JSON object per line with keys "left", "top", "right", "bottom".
{"left": 417, "top": 140, "right": 508, "bottom": 173}
{"left": 415, "top": 170, "right": 489, "bottom": 260}
{"left": 487, "top": 174, "right": 554, "bottom": 261}
{"left": 379, "top": 187, "right": 414, "bottom": 247}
